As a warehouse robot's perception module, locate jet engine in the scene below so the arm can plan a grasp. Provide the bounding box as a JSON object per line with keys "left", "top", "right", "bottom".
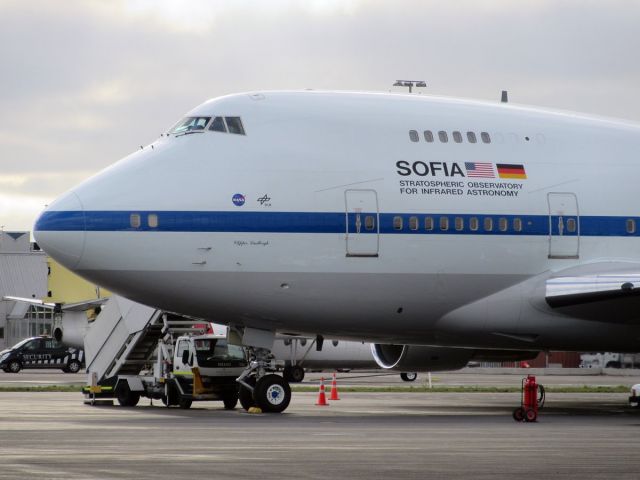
{"left": 371, "top": 344, "right": 539, "bottom": 372}
{"left": 52, "top": 310, "right": 90, "bottom": 349}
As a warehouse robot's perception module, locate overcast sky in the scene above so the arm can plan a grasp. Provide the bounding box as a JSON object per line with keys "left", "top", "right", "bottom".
{"left": 1, "top": 0, "right": 639, "bottom": 231}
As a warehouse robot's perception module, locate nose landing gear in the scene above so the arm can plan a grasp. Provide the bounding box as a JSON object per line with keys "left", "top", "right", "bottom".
{"left": 237, "top": 347, "right": 292, "bottom": 413}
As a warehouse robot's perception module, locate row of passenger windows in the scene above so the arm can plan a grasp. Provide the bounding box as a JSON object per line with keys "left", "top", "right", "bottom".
{"left": 392, "top": 215, "right": 527, "bottom": 232}
{"left": 170, "top": 116, "right": 246, "bottom": 135}
{"left": 130, "top": 213, "right": 637, "bottom": 234}
{"left": 409, "top": 130, "right": 491, "bottom": 144}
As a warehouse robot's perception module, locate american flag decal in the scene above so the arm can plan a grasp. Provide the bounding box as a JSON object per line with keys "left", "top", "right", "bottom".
{"left": 464, "top": 162, "right": 495, "bottom": 178}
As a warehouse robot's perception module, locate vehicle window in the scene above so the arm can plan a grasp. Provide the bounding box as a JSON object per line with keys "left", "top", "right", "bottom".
{"left": 425, "top": 216, "right": 434, "bottom": 231}
{"left": 499, "top": 217, "right": 508, "bottom": 232}
{"left": 209, "top": 116, "right": 227, "bottom": 132}
{"left": 44, "top": 339, "right": 62, "bottom": 349}
{"left": 440, "top": 216, "right": 449, "bottom": 231}
{"left": 438, "top": 131, "right": 448, "bottom": 143}
{"left": 467, "top": 131, "right": 477, "bottom": 143}
{"left": 452, "top": 131, "right": 463, "bottom": 143}
{"left": 24, "top": 340, "right": 40, "bottom": 351}
{"left": 424, "top": 130, "right": 434, "bottom": 142}
{"left": 481, "top": 132, "right": 491, "bottom": 144}
{"left": 393, "top": 216, "right": 403, "bottom": 230}
{"left": 455, "top": 217, "right": 464, "bottom": 231}
{"left": 409, "top": 130, "right": 419, "bottom": 142}
{"left": 176, "top": 340, "right": 189, "bottom": 360}
{"left": 409, "top": 216, "right": 418, "bottom": 231}
{"left": 170, "top": 116, "right": 211, "bottom": 135}
{"left": 627, "top": 219, "right": 636, "bottom": 234}
{"left": 225, "top": 117, "right": 246, "bottom": 135}
{"left": 469, "top": 217, "right": 479, "bottom": 231}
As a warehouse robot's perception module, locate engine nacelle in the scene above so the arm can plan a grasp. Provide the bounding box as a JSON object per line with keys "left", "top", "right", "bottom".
{"left": 52, "top": 311, "right": 90, "bottom": 349}
{"left": 371, "top": 344, "right": 472, "bottom": 372}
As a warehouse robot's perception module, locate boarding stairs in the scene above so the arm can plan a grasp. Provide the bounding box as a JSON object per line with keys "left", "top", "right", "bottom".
{"left": 84, "top": 296, "right": 209, "bottom": 384}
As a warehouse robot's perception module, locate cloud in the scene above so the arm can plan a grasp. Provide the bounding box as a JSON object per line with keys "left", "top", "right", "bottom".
{"left": 0, "top": 0, "right": 639, "bottom": 229}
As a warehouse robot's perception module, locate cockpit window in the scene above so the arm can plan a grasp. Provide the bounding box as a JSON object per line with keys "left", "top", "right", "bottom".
{"left": 209, "top": 116, "right": 227, "bottom": 133}
{"left": 170, "top": 116, "right": 211, "bottom": 135}
{"left": 225, "top": 117, "right": 245, "bottom": 135}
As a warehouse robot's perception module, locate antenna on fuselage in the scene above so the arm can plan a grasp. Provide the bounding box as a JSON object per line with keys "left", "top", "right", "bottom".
{"left": 501, "top": 90, "right": 509, "bottom": 103}
{"left": 393, "top": 80, "right": 426, "bottom": 93}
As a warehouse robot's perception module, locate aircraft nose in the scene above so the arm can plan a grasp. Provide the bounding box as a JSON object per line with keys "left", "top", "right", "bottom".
{"left": 33, "top": 190, "right": 86, "bottom": 271}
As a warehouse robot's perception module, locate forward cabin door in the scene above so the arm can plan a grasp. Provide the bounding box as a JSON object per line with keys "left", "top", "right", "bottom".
{"left": 547, "top": 192, "right": 580, "bottom": 259}
{"left": 345, "top": 189, "right": 379, "bottom": 257}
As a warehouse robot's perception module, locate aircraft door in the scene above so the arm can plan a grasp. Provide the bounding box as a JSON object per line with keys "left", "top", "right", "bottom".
{"left": 345, "top": 189, "right": 379, "bottom": 257}
{"left": 547, "top": 192, "right": 579, "bottom": 259}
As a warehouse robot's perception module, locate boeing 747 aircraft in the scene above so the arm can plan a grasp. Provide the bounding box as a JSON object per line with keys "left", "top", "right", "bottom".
{"left": 34, "top": 90, "right": 640, "bottom": 412}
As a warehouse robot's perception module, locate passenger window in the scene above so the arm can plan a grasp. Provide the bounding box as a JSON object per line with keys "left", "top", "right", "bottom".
{"left": 484, "top": 217, "right": 493, "bottom": 231}
{"left": 469, "top": 217, "right": 479, "bottom": 231}
{"left": 440, "top": 216, "right": 449, "bottom": 231}
{"left": 438, "top": 131, "right": 448, "bottom": 143}
{"left": 452, "top": 131, "right": 463, "bottom": 143}
{"left": 513, "top": 218, "right": 523, "bottom": 232}
{"left": 148, "top": 214, "right": 158, "bottom": 228}
{"left": 481, "top": 132, "right": 491, "bottom": 144}
{"left": 627, "top": 219, "right": 636, "bottom": 234}
{"left": 209, "top": 116, "right": 227, "bottom": 132}
{"left": 409, "top": 130, "right": 419, "bottom": 142}
{"left": 409, "top": 216, "right": 418, "bottom": 231}
{"left": 499, "top": 217, "right": 508, "bottom": 232}
{"left": 332, "top": 340, "right": 339, "bottom": 347}
{"left": 225, "top": 117, "right": 246, "bottom": 135}
{"left": 425, "top": 216, "right": 434, "bottom": 231}
{"left": 566, "top": 218, "right": 577, "bottom": 233}
{"left": 365, "top": 215, "right": 375, "bottom": 231}
{"left": 467, "top": 131, "right": 477, "bottom": 143}
{"left": 300, "top": 338, "right": 307, "bottom": 347}
{"left": 130, "top": 214, "right": 141, "bottom": 229}
{"left": 455, "top": 217, "right": 464, "bottom": 231}
{"left": 393, "top": 216, "right": 403, "bottom": 230}
{"left": 424, "top": 130, "right": 434, "bottom": 142}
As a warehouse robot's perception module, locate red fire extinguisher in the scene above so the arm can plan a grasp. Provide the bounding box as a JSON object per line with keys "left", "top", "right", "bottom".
{"left": 513, "top": 375, "right": 543, "bottom": 422}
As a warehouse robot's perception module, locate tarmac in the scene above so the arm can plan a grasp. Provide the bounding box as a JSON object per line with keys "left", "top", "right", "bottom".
{"left": 0, "top": 371, "right": 639, "bottom": 479}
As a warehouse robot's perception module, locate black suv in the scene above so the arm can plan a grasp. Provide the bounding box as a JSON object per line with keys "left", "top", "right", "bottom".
{"left": 0, "top": 336, "right": 84, "bottom": 373}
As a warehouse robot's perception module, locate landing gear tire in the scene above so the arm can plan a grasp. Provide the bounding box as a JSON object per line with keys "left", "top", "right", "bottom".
{"left": 65, "top": 360, "right": 81, "bottom": 374}
{"left": 223, "top": 390, "right": 239, "bottom": 410}
{"left": 400, "top": 372, "right": 417, "bottom": 382}
{"left": 239, "top": 377, "right": 256, "bottom": 411}
{"left": 7, "top": 360, "right": 21, "bottom": 373}
{"left": 116, "top": 382, "right": 140, "bottom": 407}
{"left": 254, "top": 374, "right": 291, "bottom": 413}
{"left": 284, "top": 365, "right": 305, "bottom": 383}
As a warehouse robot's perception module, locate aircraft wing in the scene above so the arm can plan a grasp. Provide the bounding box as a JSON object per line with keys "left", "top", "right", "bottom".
{"left": 2, "top": 296, "right": 56, "bottom": 309}
{"left": 60, "top": 298, "right": 109, "bottom": 311}
{"left": 545, "top": 262, "right": 640, "bottom": 322}
{"left": 2, "top": 296, "right": 109, "bottom": 312}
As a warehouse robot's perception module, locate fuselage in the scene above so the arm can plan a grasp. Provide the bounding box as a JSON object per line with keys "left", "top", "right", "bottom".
{"left": 34, "top": 91, "right": 640, "bottom": 351}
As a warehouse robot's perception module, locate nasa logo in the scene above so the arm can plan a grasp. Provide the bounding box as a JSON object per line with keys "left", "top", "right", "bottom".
{"left": 232, "top": 193, "right": 246, "bottom": 207}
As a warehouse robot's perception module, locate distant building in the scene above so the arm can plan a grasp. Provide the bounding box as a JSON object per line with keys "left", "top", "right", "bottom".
{"left": 1, "top": 230, "right": 109, "bottom": 349}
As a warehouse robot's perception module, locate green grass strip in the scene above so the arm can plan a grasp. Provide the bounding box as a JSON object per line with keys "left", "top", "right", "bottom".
{"left": 291, "top": 385, "right": 631, "bottom": 394}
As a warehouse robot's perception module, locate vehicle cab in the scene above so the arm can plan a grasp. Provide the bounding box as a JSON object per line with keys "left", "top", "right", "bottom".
{"left": 173, "top": 334, "right": 247, "bottom": 376}
{"left": 0, "top": 336, "right": 84, "bottom": 373}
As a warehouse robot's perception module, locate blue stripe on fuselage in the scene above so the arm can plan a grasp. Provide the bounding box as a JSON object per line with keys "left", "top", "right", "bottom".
{"left": 34, "top": 210, "right": 638, "bottom": 237}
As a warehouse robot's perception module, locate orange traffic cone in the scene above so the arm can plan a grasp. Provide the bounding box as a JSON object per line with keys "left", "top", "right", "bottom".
{"left": 329, "top": 372, "right": 340, "bottom": 400}
{"left": 316, "top": 377, "right": 328, "bottom": 406}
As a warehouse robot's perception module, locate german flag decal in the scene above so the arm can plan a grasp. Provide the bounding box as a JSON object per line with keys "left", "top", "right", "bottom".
{"left": 496, "top": 163, "right": 527, "bottom": 179}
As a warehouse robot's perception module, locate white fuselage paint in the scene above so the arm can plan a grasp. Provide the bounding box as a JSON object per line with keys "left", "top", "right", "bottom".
{"left": 34, "top": 91, "right": 640, "bottom": 351}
